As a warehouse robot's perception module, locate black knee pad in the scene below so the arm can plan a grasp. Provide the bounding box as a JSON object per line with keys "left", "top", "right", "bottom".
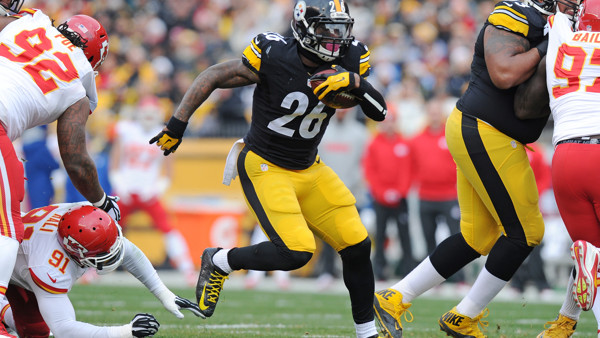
{"left": 340, "top": 237, "right": 371, "bottom": 262}
{"left": 280, "top": 248, "right": 313, "bottom": 271}
{"left": 486, "top": 235, "right": 534, "bottom": 281}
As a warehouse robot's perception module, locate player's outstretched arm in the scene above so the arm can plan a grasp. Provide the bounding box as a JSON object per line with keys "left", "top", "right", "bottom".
{"left": 119, "top": 238, "right": 203, "bottom": 318}
{"left": 35, "top": 291, "right": 158, "bottom": 337}
{"left": 514, "top": 56, "right": 550, "bottom": 119}
{"left": 150, "top": 60, "right": 259, "bottom": 156}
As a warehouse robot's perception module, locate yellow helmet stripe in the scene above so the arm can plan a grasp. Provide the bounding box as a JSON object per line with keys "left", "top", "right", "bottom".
{"left": 333, "top": 0, "right": 342, "bottom": 12}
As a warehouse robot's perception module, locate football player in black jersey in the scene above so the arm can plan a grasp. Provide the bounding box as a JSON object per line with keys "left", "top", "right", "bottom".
{"left": 149, "top": 1, "right": 386, "bottom": 337}
{"left": 372, "top": 0, "right": 569, "bottom": 337}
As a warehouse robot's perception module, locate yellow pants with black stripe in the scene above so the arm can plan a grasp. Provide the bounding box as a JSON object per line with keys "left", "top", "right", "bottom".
{"left": 445, "top": 108, "right": 544, "bottom": 255}
{"left": 236, "top": 147, "right": 368, "bottom": 253}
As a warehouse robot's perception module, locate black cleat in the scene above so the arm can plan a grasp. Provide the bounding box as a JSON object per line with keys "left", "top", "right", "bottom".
{"left": 195, "top": 247, "right": 229, "bottom": 317}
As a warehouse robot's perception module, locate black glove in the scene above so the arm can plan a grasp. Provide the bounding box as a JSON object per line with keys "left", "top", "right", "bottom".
{"left": 92, "top": 193, "right": 121, "bottom": 221}
{"left": 130, "top": 313, "right": 160, "bottom": 337}
{"left": 149, "top": 116, "right": 188, "bottom": 156}
{"left": 310, "top": 65, "right": 357, "bottom": 100}
{"left": 534, "top": 38, "right": 549, "bottom": 58}
{"left": 175, "top": 296, "right": 204, "bottom": 318}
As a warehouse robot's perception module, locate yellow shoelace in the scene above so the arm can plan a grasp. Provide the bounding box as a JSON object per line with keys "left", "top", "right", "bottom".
{"left": 206, "top": 271, "right": 229, "bottom": 303}
{"left": 473, "top": 308, "right": 490, "bottom": 330}
{"left": 396, "top": 302, "right": 414, "bottom": 324}
{"left": 543, "top": 316, "right": 575, "bottom": 331}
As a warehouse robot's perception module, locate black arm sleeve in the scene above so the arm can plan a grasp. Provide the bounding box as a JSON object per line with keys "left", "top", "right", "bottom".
{"left": 350, "top": 78, "right": 387, "bottom": 121}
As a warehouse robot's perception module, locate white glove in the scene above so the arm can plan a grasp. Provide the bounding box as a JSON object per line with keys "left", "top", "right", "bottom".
{"left": 157, "top": 289, "right": 204, "bottom": 319}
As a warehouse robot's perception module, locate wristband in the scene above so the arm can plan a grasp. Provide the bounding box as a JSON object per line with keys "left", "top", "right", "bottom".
{"left": 166, "top": 117, "right": 188, "bottom": 138}
{"left": 92, "top": 193, "right": 107, "bottom": 207}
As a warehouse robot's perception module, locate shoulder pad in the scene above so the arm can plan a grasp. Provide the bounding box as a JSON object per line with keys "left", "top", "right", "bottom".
{"left": 488, "top": 0, "right": 542, "bottom": 37}
{"left": 342, "top": 40, "right": 371, "bottom": 77}
{"left": 242, "top": 32, "right": 288, "bottom": 73}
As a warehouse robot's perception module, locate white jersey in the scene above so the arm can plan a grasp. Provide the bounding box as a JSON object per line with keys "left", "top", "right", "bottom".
{"left": 546, "top": 11, "right": 600, "bottom": 146}
{"left": 113, "top": 120, "right": 165, "bottom": 196}
{"left": 11, "top": 202, "right": 171, "bottom": 338}
{"left": 0, "top": 9, "right": 98, "bottom": 141}
{"left": 12, "top": 203, "right": 88, "bottom": 293}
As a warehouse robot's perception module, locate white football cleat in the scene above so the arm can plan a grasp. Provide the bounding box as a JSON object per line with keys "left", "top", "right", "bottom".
{"left": 571, "top": 240, "right": 600, "bottom": 310}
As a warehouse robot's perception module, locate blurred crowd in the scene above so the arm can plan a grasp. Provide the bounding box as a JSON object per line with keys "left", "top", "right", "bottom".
{"left": 21, "top": 0, "right": 500, "bottom": 138}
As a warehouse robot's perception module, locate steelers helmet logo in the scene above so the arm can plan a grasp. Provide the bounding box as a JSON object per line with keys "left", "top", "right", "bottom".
{"left": 294, "top": 1, "right": 306, "bottom": 21}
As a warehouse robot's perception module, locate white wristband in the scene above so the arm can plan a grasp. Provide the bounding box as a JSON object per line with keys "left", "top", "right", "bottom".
{"left": 92, "top": 193, "right": 107, "bottom": 207}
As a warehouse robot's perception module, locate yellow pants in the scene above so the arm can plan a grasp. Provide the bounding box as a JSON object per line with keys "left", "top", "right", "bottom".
{"left": 237, "top": 147, "right": 368, "bottom": 253}
{"left": 445, "top": 108, "right": 544, "bottom": 254}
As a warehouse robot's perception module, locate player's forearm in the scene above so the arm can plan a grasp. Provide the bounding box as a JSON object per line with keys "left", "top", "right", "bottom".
{"left": 174, "top": 60, "right": 255, "bottom": 122}
{"left": 38, "top": 293, "right": 132, "bottom": 338}
{"left": 57, "top": 98, "right": 105, "bottom": 202}
{"left": 120, "top": 238, "right": 166, "bottom": 295}
{"left": 351, "top": 78, "right": 387, "bottom": 121}
{"left": 62, "top": 154, "right": 104, "bottom": 202}
{"left": 489, "top": 50, "right": 540, "bottom": 89}
{"left": 51, "top": 322, "right": 132, "bottom": 338}
{"left": 484, "top": 26, "right": 541, "bottom": 89}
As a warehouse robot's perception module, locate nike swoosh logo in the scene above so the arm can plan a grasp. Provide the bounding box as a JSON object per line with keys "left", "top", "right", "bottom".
{"left": 199, "top": 284, "right": 209, "bottom": 311}
{"left": 47, "top": 273, "right": 57, "bottom": 283}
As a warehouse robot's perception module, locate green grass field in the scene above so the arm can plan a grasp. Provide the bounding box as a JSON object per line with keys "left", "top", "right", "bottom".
{"left": 69, "top": 283, "right": 599, "bottom": 337}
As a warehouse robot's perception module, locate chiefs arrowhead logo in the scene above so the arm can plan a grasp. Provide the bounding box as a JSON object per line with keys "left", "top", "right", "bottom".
{"left": 63, "top": 235, "right": 88, "bottom": 259}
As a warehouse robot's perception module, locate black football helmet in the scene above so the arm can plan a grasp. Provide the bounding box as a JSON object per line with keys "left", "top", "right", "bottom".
{"left": 0, "top": 0, "right": 23, "bottom": 13}
{"left": 524, "top": 0, "right": 557, "bottom": 15}
{"left": 291, "top": 0, "right": 355, "bottom": 62}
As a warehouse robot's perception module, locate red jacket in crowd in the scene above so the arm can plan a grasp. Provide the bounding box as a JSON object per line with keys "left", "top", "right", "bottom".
{"left": 410, "top": 126, "right": 457, "bottom": 201}
{"left": 526, "top": 142, "right": 552, "bottom": 197}
{"left": 363, "top": 132, "right": 413, "bottom": 207}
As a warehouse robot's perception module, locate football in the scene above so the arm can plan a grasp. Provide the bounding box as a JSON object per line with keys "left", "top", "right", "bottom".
{"left": 309, "top": 69, "right": 359, "bottom": 109}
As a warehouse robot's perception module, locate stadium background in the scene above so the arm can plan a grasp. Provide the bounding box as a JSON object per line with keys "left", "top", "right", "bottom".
{"left": 14, "top": 0, "right": 570, "bottom": 288}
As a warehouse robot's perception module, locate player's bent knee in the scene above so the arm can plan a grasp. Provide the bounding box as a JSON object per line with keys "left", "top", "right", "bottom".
{"left": 339, "top": 237, "right": 371, "bottom": 262}
{"left": 281, "top": 250, "right": 313, "bottom": 271}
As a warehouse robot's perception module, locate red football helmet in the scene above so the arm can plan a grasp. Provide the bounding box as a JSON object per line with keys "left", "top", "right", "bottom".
{"left": 58, "top": 205, "right": 124, "bottom": 274}
{"left": 61, "top": 15, "right": 109, "bottom": 71}
{"left": 578, "top": 0, "right": 600, "bottom": 31}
